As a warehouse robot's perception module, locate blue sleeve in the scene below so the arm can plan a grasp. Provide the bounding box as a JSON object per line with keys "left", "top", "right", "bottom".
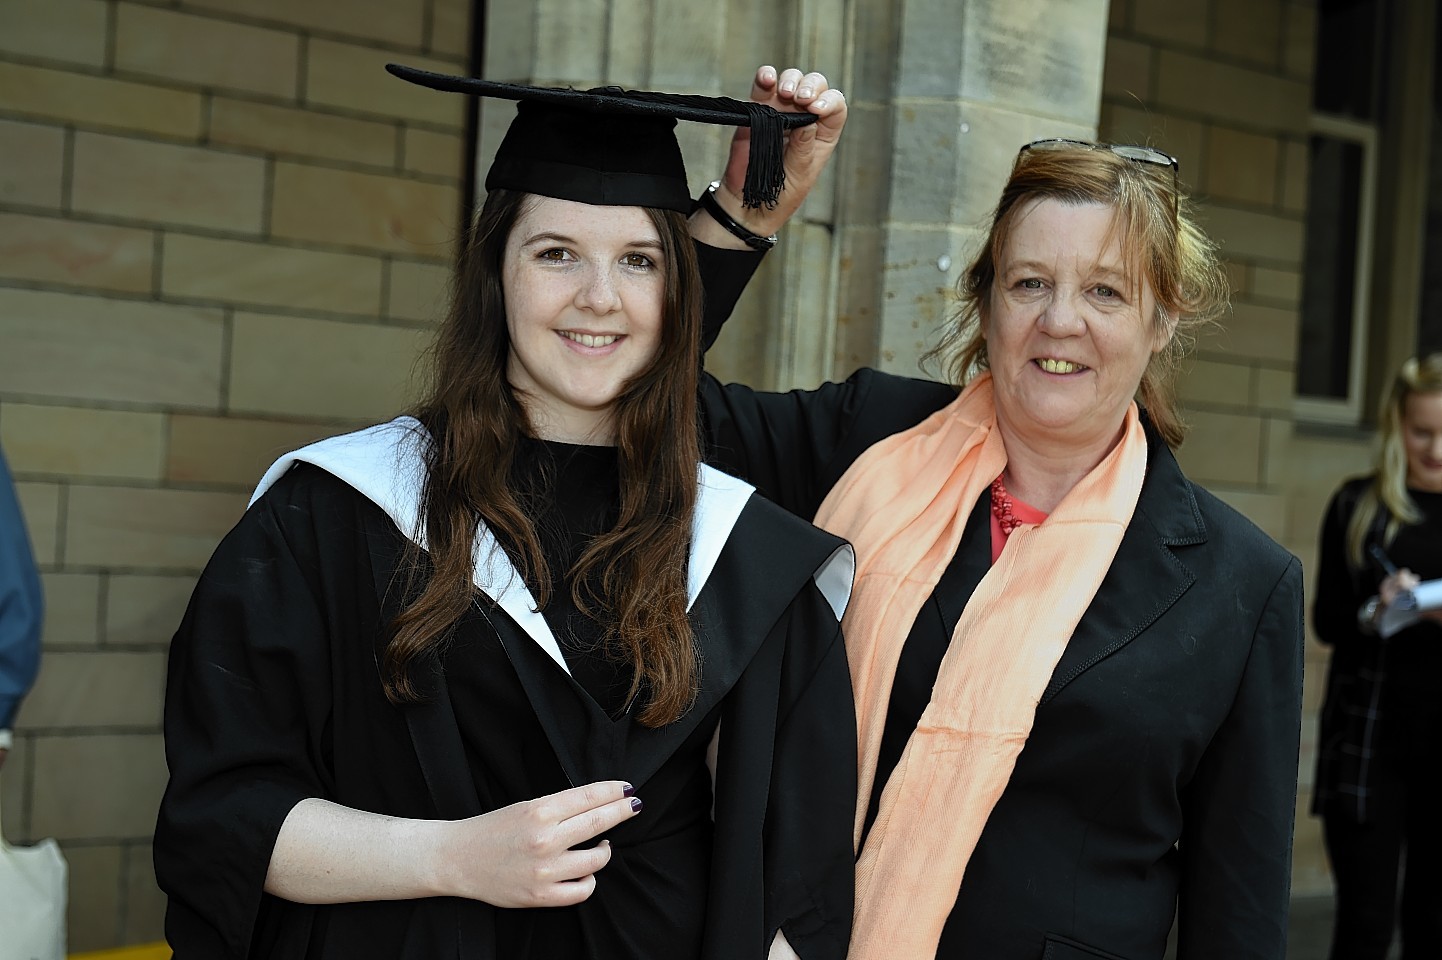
{"left": 0, "top": 449, "right": 44, "bottom": 729}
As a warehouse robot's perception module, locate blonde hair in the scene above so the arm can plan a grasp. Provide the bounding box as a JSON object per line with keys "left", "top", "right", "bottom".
{"left": 1345, "top": 353, "right": 1442, "bottom": 570}
{"left": 925, "top": 145, "right": 1229, "bottom": 447}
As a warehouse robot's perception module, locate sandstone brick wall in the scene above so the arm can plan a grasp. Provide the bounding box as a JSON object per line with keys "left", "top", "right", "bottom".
{"left": 0, "top": 0, "right": 469, "bottom": 948}
{"left": 1103, "top": 0, "right": 1368, "bottom": 897}
{"left": 0, "top": 0, "right": 1386, "bottom": 943}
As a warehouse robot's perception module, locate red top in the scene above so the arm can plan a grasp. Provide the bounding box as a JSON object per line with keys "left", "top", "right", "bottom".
{"left": 990, "top": 492, "right": 1048, "bottom": 563}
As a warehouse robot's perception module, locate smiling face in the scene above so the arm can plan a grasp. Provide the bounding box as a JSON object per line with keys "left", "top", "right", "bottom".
{"left": 501, "top": 195, "right": 666, "bottom": 443}
{"left": 1402, "top": 390, "right": 1442, "bottom": 492}
{"left": 983, "top": 198, "right": 1172, "bottom": 455}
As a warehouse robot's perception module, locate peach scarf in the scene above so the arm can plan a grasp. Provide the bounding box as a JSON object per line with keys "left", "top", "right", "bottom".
{"left": 812, "top": 372, "right": 1148, "bottom": 958}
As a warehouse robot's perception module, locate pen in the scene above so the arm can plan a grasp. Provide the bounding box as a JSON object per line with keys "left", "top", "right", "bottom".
{"left": 1369, "top": 544, "right": 1400, "bottom": 578}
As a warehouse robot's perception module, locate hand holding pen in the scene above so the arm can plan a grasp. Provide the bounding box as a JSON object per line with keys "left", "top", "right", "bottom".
{"left": 1369, "top": 544, "right": 1420, "bottom": 607}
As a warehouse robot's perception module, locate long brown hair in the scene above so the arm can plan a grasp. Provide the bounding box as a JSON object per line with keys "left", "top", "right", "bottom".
{"left": 926, "top": 145, "right": 1229, "bottom": 447}
{"left": 1345, "top": 353, "right": 1442, "bottom": 570}
{"left": 386, "top": 189, "right": 704, "bottom": 727}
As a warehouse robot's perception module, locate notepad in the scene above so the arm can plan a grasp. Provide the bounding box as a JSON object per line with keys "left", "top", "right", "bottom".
{"left": 1377, "top": 579, "right": 1442, "bottom": 638}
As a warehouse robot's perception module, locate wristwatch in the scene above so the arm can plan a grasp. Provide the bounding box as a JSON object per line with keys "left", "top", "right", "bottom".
{"left": 1358, "top": 596, "right": 1382, "bottom": 633}
{"left": 695, "top": 181, "right": 777, "bottom": 251}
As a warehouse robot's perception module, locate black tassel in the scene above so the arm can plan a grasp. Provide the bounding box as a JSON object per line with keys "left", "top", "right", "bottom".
{"left": 740, "top": 101, "right": 786, "bottom": 209}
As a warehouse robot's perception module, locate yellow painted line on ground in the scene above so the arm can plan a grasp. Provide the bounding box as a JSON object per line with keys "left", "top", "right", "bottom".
{"left": 68, "top": 944, "right": 171, "bottom": 960}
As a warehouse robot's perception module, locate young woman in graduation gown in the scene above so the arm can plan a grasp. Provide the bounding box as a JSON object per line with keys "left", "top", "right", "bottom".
{"left": 694, "top": 129, "right": 1304, "bottom": 959}
{"left": 153, "top": 66, "right": 855, "bottom": 960}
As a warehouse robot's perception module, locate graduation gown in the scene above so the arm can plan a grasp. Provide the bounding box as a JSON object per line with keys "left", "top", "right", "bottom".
{"left": 154, "top": 418, "right": 857, "bottom": 960}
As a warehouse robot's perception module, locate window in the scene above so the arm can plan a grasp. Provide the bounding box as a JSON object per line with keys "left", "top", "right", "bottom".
{"left": 1294, "top": 0, "right": 1384, "bottom": 423}
{"left": 1295, "top": 120, "right": 1377, "bottom": 419}
{"left": 1413, "top": 12, "right": 1442, "bottom": 357}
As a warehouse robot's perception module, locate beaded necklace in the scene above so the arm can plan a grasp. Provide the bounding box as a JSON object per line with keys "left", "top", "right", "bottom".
{"left": 990, "top": 475, "right": 1024, "bottom": 536}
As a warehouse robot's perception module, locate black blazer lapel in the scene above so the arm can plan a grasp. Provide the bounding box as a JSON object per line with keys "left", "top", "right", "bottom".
{"left": 1041, "top": 429, "right": 1206, "bottom": 704}
{"left": 931, "top": 495, "right": 994, "bottom": 631}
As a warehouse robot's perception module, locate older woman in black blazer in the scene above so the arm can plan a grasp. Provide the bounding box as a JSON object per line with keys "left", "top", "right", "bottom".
{"left": 692, "top": 129, "right": 1304, "bottom": 960}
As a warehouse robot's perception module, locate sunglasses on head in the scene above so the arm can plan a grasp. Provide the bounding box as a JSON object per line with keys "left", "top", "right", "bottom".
{"left": 1016, "top": 138, "right": 1180, "bottom": 217}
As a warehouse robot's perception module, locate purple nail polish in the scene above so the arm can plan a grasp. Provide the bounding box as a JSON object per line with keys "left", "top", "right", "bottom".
{"left": 622, "top": 783, "right": 636, "bottom": 798}
{"left": 629, "top": 797, "right": 644, "bottom": 813}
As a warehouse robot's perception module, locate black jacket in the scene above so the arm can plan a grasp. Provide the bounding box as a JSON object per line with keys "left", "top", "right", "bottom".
{"left": 1311, "top": 474, "right": 1442, "bottom": 823}
{"left": 702, "top": 367, "right": 1304, "bottom": 960}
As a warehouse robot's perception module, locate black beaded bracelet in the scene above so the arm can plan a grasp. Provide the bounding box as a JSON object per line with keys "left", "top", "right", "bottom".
{"left": 695, "top": 181, "right": 777, "bottom": 251}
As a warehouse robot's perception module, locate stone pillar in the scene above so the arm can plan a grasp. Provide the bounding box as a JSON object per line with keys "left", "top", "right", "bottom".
{"left": 837, "top": 0, "right": 1110, "bottom": 378}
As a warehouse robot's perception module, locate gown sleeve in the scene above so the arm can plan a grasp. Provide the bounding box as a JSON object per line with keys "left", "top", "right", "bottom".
{"left": 155, "top": 470, "right": 341, "bottom": 959}
{"left": 696, "top": 240, "right": 767, "bottom": 351}
{"left": 693, "top": 234, "right": 873, "bottom": 517}
{"left": 1174, "top": 555, "right": 1304, "bottom": 960}
{"left": 764, "top": 580, "right": 856, "bottom": 959}
{"left": 693, "top": 238, "right": 958, "bottom": 518}
{"left": 700, "top": 368, "right": 959, "bottom": 521}
{"left": 700, "top": 372, "right": 880, "bottom": 518}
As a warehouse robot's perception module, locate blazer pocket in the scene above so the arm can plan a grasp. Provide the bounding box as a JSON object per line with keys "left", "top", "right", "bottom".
{"left": 1041, "top": 933, "right": 1133, "bottom": 960}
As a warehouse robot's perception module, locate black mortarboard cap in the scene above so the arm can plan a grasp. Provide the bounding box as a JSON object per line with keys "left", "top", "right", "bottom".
{"left": 386, "top": 63, "right": 817, "bottom": 212}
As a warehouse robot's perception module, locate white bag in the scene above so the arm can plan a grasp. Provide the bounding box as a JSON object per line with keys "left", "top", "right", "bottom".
{"left": 0, "top": 777, "right": 67, "bottom": 960}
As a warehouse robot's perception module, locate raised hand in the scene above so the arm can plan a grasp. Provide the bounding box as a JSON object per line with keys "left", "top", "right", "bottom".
{"left": 1379, "top": 568, "right": 1420, "bottom": 606}
{"left": 694, "top": 65, "right": 848, "bottom": 247}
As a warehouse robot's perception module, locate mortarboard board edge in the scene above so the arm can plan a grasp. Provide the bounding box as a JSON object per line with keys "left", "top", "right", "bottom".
{"left": 386, "top": 63, "right": 815, "bottom": 209}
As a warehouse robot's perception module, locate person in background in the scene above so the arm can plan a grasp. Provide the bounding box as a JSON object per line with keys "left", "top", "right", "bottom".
{"left": 0, "top": 445, "right": 43, "bottom": 772}
{"left": 1312, "top": 354, "right": 1442, "bottom": 960}
{"left": 154, "top": 63, "right": 856, "bottom": 960}
{"left": 698, "top": 138, "right": 1304, "bottom": 958}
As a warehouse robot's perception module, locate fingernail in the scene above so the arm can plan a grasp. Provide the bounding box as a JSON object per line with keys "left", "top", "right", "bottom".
{"left": 622, "top": 782, "right": 635, "bottom": 798}
{"left": 781, "top": 81, "right": 796, "bottom": 93}
{"left": 798, "top": 86, "right": 814, "bottom": 98}
{"left": 629, "top": 797, "right": 644, "bottom": 812}
{"left": 815, "top": 96, "right": 829, "bottom": 109}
